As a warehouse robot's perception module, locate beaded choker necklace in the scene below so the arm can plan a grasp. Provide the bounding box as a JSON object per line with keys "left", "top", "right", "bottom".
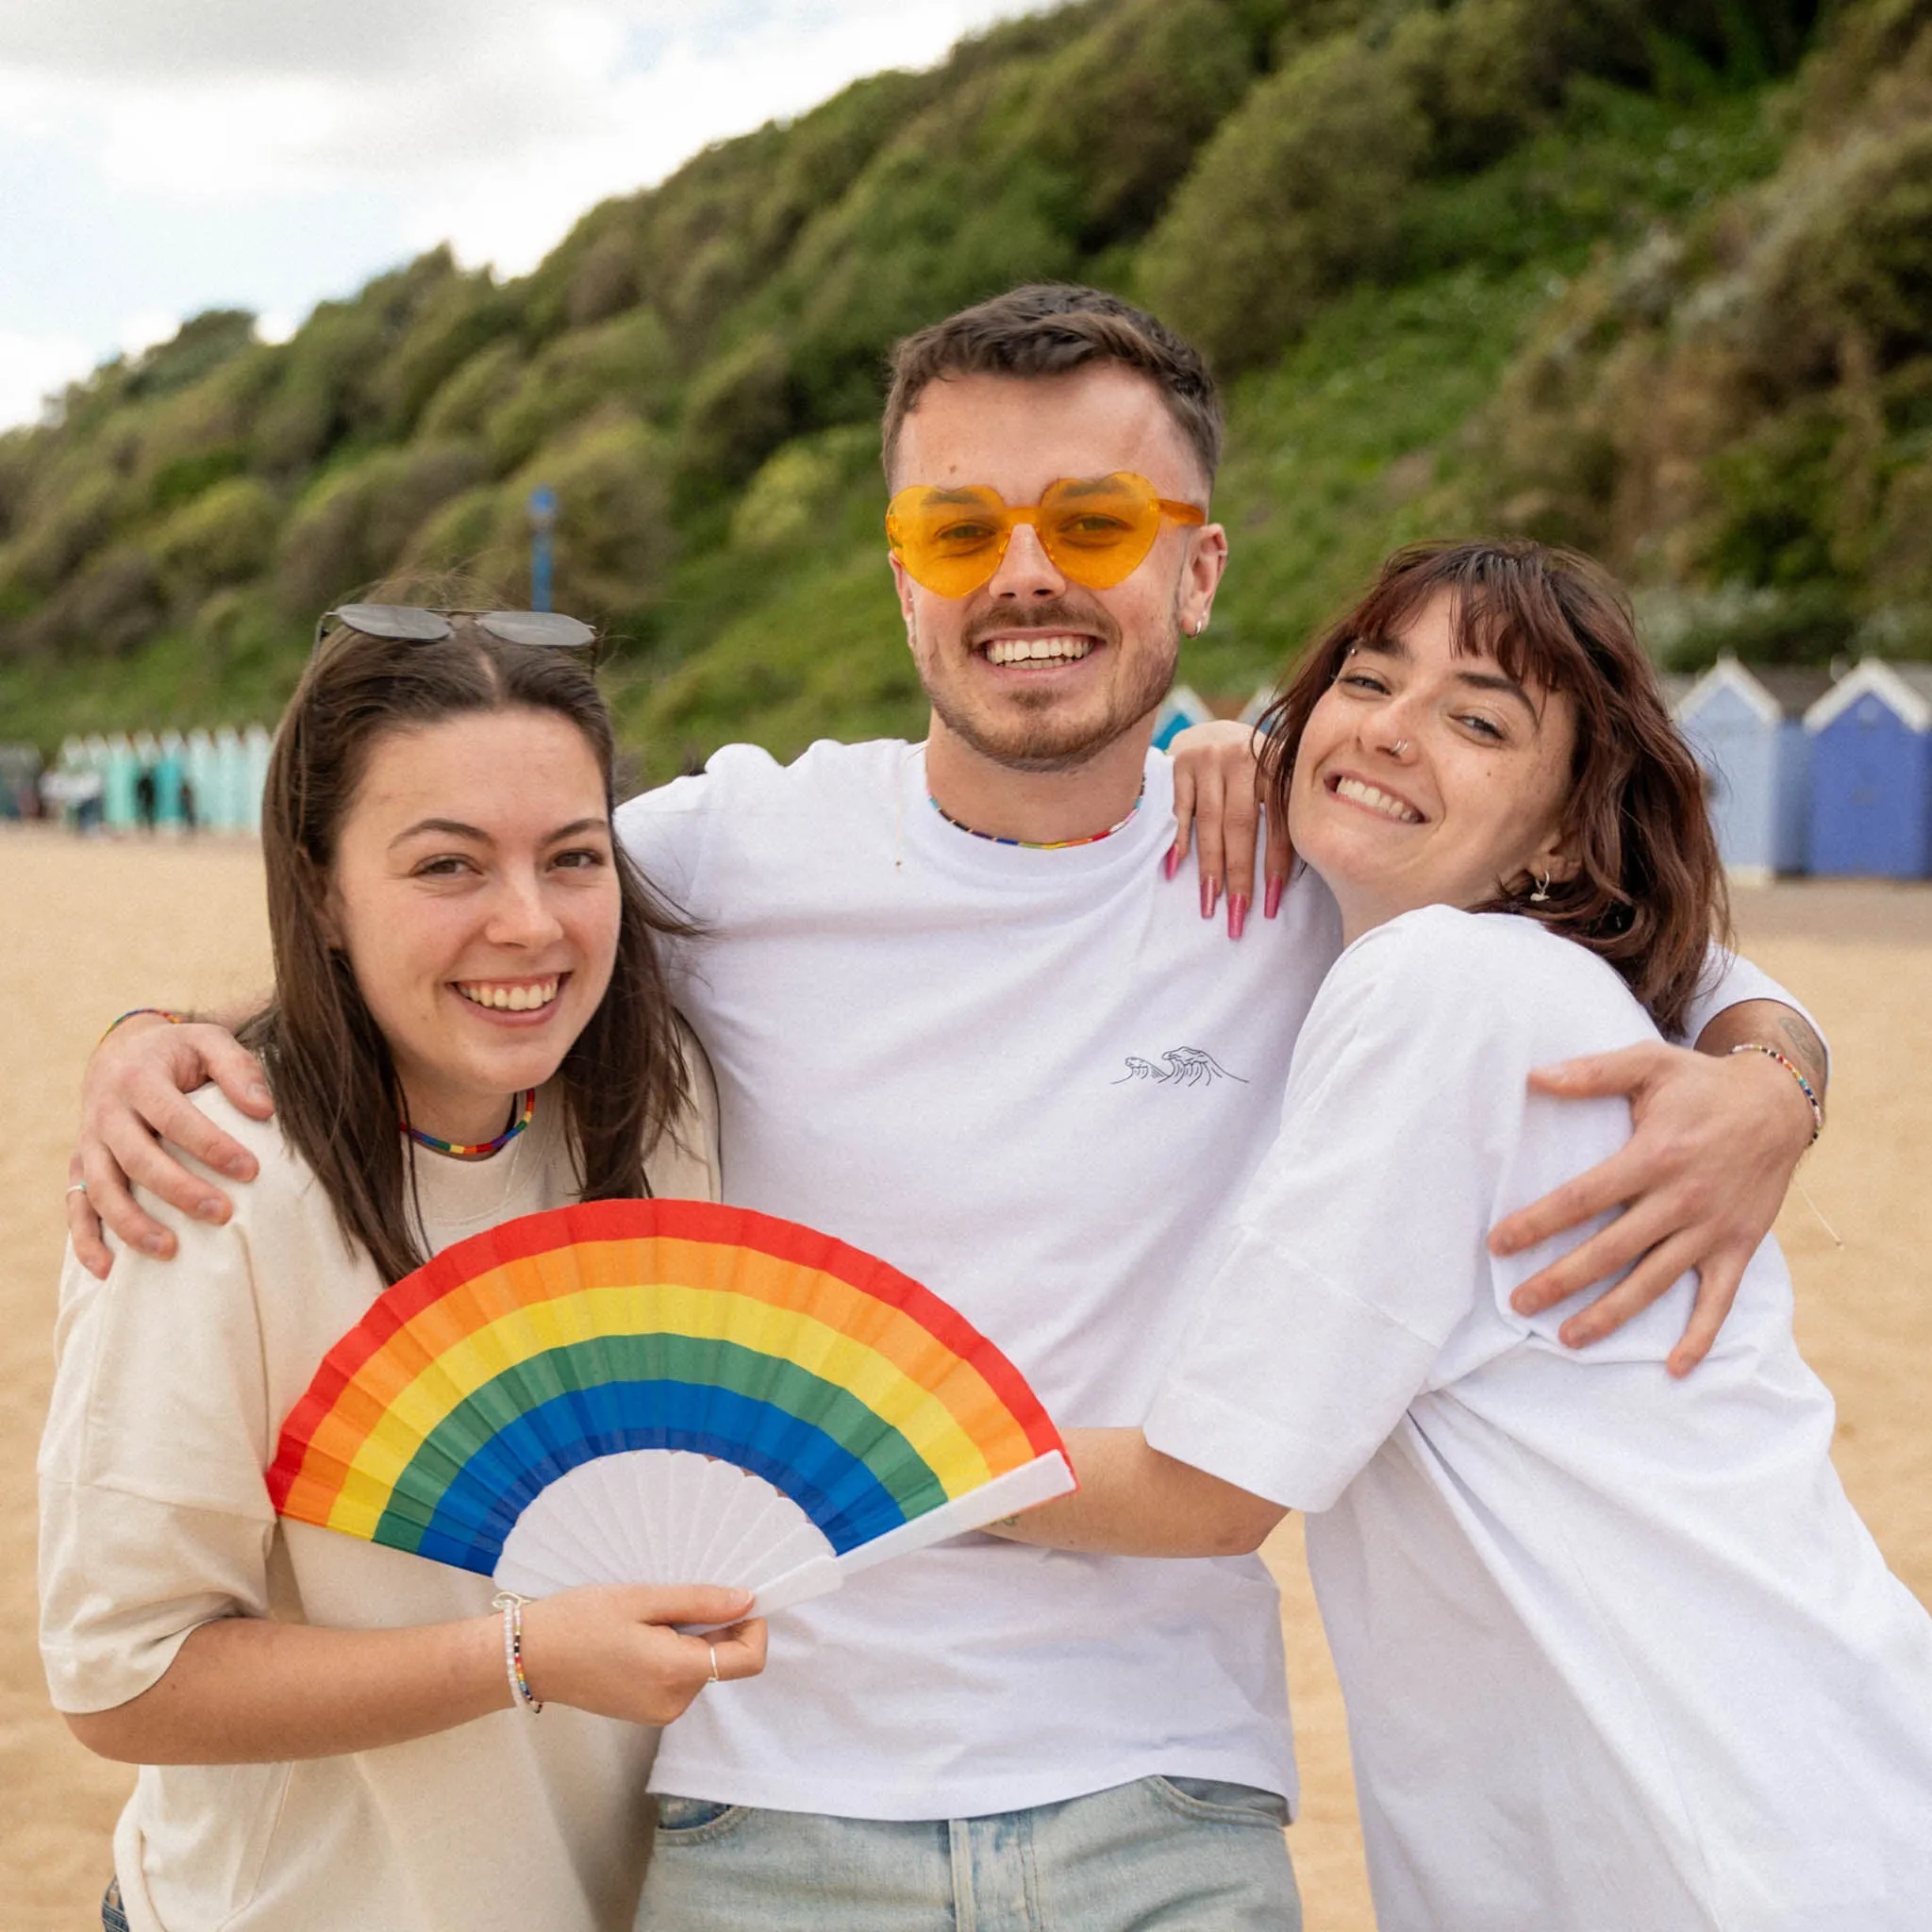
{"left": 927, "top": 782, "right": 1144, "bottom": 852}
{"left": 404, "top": 1088, "right": 537, "bottom": 1160}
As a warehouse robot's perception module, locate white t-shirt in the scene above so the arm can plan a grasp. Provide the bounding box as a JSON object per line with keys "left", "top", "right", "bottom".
{"left": 39, "top": 1075, "right": 719, "bottom": 1932}
{"left": 1144, "top": 906, "right": 1932, "bottom": 1932}
{"left": 615, "top": 739, "right": 1795, "bottom": 1824}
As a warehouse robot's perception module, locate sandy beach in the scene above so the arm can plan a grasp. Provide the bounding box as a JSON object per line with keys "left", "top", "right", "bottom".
{"left": 2, "top": 826, "right": 1926, "bottom": 1930}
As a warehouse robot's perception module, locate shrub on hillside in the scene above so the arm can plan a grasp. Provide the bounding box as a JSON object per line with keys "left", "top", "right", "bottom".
{"left": 151, "top": 476, "right": 280, "bottom": 592}
{"left": 1008, "top": 0, "right": 1262, "bottom": 246}
{"left": 370, "top": 266, "right": 520, "bottom": 440}
{"left": 418, "top": 340, "right": 527, "bottom": 442}
{"left": 521, "top": 409, "right": 675, "bottom": 621}
{"left": 275, "top": 441, "right": 489, "bottom": 614}
{"left": 484, "top": 311, "right": 676, "bottom": 471}
{"left": 1141, "top": 34, "right": 1427, "bottom": 369}
{"left": 13, "top": 543, "right": 165, "bottom": 658}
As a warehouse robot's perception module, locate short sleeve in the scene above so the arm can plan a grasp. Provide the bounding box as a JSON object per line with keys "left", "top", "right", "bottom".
{"left": 1142, "top": 910, "right": 1535, "bottom": 1512}
{"left": 38, "top": 1203, "right": 278, "bottom": 1713}
{"left": 1679, "top": 942, "right": 1826, "bottom": 1065}
{"left": 614, "top": 744, "right": 784, "bottom": 924}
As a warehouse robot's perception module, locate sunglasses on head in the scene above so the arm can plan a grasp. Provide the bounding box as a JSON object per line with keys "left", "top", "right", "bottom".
{"left": 313, "top": 604, "right": 600, "bottom": 657}
{"left": 886, "top": 473, "right": 1207, "bottom": 599}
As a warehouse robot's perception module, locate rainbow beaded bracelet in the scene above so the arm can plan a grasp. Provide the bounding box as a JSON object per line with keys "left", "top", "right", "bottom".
{"left": 98, "top": 1008, "right": 187, "bottom": 1048}
{"left": 1728, "top": 1043, "right": 1824, "bottom": 1145}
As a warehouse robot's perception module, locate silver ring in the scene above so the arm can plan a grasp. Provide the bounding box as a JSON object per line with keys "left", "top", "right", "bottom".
{"left": 65, "top": 1182, "right": 89, "bottom": 1196}
{"left": 708, "top": 1644, "right": 720, "bottom": 1685}
{"left": 1391, "top": 739, "right": 1410, "bottom": 755}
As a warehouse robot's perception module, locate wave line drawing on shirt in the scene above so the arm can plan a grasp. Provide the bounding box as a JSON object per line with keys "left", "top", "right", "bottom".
{"left": 1113, "top": 1048, "right": 1248, "bottom": 1088}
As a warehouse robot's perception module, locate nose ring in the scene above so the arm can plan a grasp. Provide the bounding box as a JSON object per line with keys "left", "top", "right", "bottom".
{"left": 1391, "top": 739, "right": 1410, "bottom": 755}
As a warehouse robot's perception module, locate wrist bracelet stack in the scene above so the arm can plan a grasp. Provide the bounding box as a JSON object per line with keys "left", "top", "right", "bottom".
{"left": 491, "top": 1591, "right": 543, "bottom": 1713}
{"left": 1728, "top": 1043, "right": 1824, "bottom": 1145}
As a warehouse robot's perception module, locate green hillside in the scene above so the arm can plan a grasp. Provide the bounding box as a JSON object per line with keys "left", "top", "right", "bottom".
{"left": 3, "top": 0, "right": 1925, "bottom": 777}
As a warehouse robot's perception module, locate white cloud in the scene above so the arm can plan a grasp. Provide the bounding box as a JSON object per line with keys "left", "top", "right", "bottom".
{"left": 0, "top": 0, "right": 1056, "bottom": 424}
{"left": 0, "top": 330, "right": 99, "bottom": 429}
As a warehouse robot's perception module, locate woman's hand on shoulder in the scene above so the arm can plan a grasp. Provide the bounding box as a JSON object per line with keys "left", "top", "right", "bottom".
{"left": 1165, "top": 720, "right": 1291, "bottom": 938}
{"left": 71, "top": 1014, "right": 273, "bottom": 1278}
{"left": 519, "top": 1584, "right": 767, "bottom": 1726}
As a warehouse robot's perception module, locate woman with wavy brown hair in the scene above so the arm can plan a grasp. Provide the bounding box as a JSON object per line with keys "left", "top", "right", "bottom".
{"left": 994, "top": 540, "right": 1932, "bottom": 1930}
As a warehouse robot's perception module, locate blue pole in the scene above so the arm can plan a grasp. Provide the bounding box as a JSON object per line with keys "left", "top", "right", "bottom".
{"left": 527, "top": 485, "right": 558, "bottom": 611}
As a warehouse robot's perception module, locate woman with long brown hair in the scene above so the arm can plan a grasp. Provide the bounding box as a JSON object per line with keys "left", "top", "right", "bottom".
{"left": 993, "top": 541, "right": 1932, "bottom": 1928}
{"left": 39, "top": 609, "right": 765, "bottom": 1932}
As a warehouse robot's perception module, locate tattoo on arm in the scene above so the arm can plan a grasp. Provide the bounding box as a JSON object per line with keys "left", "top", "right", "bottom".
{"left": 1774, "top": 1014, "right": 1828, "bottom": 1098}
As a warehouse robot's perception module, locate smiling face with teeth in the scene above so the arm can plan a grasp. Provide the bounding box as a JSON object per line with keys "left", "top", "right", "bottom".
{"left": 322, "top": 708, "right": 621, "bottom": 1149}
{"left": 1288, "top": 590, "right": 1578, "bottom": 945}
{"left": 889, "top": 364, "right": 1226, "bottom": 838}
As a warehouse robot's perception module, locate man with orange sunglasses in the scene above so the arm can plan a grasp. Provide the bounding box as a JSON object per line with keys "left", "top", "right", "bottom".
{"left": 72, "top": 285, "right": 1825, "bottom": 1930}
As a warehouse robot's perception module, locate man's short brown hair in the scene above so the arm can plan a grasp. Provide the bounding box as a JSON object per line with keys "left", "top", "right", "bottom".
{"left": 881, "top": 284, "right": 1223, "bottom": 491}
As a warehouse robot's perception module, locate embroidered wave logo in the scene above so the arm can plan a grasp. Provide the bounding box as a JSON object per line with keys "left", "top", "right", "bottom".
{"left": 1113, "top": 1048, "right": 1248, "bottom": 1089}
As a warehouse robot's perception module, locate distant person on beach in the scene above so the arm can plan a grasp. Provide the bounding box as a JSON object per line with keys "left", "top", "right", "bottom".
{"left": 40, "top": 612, "right": 766, "bottom": 1932}
{"left": 991, "top": 539, "right": 1932, "bottom": 1930}
{"left": 65, "top": 288, "right": 1829, "bottom": 1929}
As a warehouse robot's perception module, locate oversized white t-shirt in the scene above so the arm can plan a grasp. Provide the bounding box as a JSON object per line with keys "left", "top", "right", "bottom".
{"left": 616, "top": 738, "right": 1795, "bottom": 1824}
{"left": 1145, "top": 906, "right": 1932, "bottom": 1932}
{"left": 40, "top": 1074, "right": 719, "bottom": 1932}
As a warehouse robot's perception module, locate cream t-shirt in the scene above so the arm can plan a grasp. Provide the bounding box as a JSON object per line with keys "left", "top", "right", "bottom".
{"left": 39, "top": 1059, "right": 719, "bottom": 1932}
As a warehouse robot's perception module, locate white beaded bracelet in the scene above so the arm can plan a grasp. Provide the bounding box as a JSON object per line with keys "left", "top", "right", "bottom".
{"left": 491, "top": 1591, "right": 542, "bottom": 1713}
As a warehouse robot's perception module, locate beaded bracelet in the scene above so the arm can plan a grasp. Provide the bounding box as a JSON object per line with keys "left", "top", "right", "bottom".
{"left": 99, "top": 1008, "right": 187, "bottom": 1047}
{"left": 1728, "top": 1043, "right": 1824, "bottom": 1145}
{"left": 491, "top": 1591, "right": 543, "bottom": 1714}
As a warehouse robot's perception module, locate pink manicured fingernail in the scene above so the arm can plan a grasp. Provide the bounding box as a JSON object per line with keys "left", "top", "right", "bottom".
{"left": 1201, "top": 876, "right": 1220, "bottom": 919}
{"left": 1264, "top": 876, "right": 1283, "bottom": 920}
{"left": 1227, "top": 893, "right": 1249, "bottom": 940}
{"left": 1163, "top": 845, "right": 1180, "bottom": 880}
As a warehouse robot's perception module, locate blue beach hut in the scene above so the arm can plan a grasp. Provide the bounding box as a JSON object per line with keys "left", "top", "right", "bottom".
{"left": 1674, "top": 658, "right": 1834, "bottom": 881}
{"left": 1803, "top": 660, "right": 1932, "bottom": 878}
{"left": 1153, "top": 685, "right": 1215, "bottom": 751}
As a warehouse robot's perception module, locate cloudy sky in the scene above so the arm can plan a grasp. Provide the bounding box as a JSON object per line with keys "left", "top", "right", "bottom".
{"left": 0, "top": 0, "right": 1048, "bottom": 428}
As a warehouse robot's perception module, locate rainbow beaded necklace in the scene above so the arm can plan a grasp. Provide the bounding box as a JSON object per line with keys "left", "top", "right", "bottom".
{"left": 927, "top": 782, "right": 1144, "bottom": 852}
{"left": 404, "top": 1088, "right": 537, "bottom": 1160}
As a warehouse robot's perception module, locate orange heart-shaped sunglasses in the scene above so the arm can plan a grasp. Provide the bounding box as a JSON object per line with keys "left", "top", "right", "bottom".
{"left": 886, "top": 473, "right": 1207, "bottom": 598}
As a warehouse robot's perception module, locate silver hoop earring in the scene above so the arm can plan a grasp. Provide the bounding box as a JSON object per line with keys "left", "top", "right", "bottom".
{"left": 1529, "top": 870, "right": 1552, "bottom": 903}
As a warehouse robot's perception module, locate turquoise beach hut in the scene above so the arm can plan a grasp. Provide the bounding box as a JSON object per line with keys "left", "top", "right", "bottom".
{"left": 1803, "top": 660, "right": 1932, "bottom": 878}
{"left": 1674, "top": 658, "right": 1834, "bottom": 881}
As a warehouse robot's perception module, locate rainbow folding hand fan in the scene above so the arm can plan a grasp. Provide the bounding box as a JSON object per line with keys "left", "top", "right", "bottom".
{"left": 268, "top": 1199, "right": 1074, "bottom": 1616}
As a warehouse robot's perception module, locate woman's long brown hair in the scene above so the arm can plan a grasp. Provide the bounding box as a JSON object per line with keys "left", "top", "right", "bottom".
{"left": 241, "top": 618, "right": 692, "bottom": 1283}
{"left": 1257, "top": 540, "right": 1731, "bottom": 1037}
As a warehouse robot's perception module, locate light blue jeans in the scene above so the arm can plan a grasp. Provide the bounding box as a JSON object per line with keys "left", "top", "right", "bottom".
{"left": 638, "top": 1776, "right": 1300, "bottom": 1930}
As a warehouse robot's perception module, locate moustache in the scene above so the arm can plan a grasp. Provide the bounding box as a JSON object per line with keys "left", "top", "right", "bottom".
{"left": 962, "top": 598, "right": 1123, "bottom": 652}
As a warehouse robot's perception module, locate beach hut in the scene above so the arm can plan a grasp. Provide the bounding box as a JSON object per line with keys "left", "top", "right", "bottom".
{"left": 1153, "top": 684, "right": 1215, "bottom": 751}
{"left": 1803, "top": 660, "right": 1932, "bottom": 878}
{"left": 242, "top": 724, "right": 274, "bottom": 833}
{"left": 212, "top": 725, "right": 246, "bottom": 831}
{"left": 1674, "top": 658, "right": 1835, "bottom": 882}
